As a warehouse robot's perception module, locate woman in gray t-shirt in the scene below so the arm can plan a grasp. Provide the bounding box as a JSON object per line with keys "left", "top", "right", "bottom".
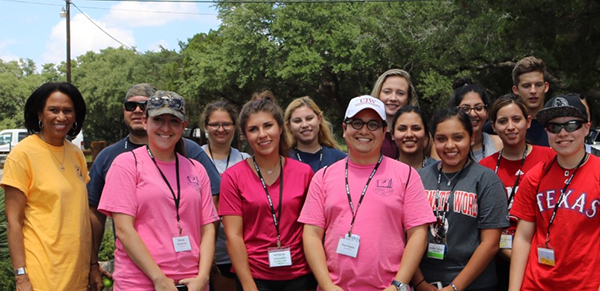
{"left": 412, "top": 108, "right": 509, "bottom": 291}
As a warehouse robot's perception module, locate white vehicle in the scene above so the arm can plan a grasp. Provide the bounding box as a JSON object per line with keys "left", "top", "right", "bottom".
{"left": 0, "top": 129, "right": 30, "bottom": 165}
{"left": 0, "top": 128, "right": 84, "bottom": 165}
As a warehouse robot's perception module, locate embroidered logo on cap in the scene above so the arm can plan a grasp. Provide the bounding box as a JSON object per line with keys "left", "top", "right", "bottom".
{"left": 552, "top": 97, "right": 569, "bottom": 107}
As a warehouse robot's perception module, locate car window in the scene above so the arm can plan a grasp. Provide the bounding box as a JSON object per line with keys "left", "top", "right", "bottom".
{"left": 0, "top": 133, "right": 11, "bottom": 145}
{"left": 18, "top": 132, "right": 28, "bottom": 142}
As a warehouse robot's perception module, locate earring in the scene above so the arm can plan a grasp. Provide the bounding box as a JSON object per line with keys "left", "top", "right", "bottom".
{"left": 38, "top": 120, "right": 43, "bottom": 129}
{"left": 72, "top": 122, "right": 78, "bottom": 131}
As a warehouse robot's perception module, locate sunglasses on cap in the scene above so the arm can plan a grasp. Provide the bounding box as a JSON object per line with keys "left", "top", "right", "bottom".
{"left": 344, "top": 118, "right": 386, "bottom": 131}
{"left": 124, "top": 101, "right": 147, "bottom": 112}
{"left": 147, "top": 96, "right": 185, "bottom": 110}
{"left": 545, "top": 120, "right": 585, "bottom": 134}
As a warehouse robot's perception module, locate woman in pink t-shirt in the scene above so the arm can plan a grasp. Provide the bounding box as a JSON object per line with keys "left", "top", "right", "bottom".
{"left": 219, "top": 98, "right": 316, "bottom": 291}
{"left": 99, "top": 91, "right": 218, "bottom": 291}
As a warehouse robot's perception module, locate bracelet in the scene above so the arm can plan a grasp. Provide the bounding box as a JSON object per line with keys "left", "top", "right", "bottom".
{"left": 90, "top": 262, "right": 99, "bottom": 266}
{"left": 450, "top": 282, "right": 459, "bottom": 291}
{"left": 413, "top": 278, "right": 426, "bottom": 289}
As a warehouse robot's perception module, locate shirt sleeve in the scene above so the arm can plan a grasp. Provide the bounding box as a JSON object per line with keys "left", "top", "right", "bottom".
{"left": 298, "top": 167, "right": 327, "bottom": 228}
{"left": 1, "top": 149, "right": 31, "bottom": 196}
{"left": 98, "top": 152, "right": 138, "bottom": 218}
{"left": 477, "top": 169, "right": 510, "bottom": 229}
{"left": 218, "top": 167, "right": 243, "bottom": 216}
{"left": 194, "top": 160, "right": 219, "bottom": 225}
{"left": 402, "top": 169, "right": 436, "bottom": 230}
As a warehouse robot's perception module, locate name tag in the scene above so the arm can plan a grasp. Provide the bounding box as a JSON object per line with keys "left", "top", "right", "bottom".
{"left": 538, "top": 247, "right": 556, "bottom": 266}
{"left": 499, "top": 234, "right": 513, "bottom": 249}
{"left": 427, "top": 243, "right": 446, "bottom": 260}
{"left": 172, "top": 236, "right": 192, "bottom": 253}
{"left": 268, "top": 247, "right": 292, "bottom": 267}
{"left": 336, "top": 234, "right": 360, "bottom": 258}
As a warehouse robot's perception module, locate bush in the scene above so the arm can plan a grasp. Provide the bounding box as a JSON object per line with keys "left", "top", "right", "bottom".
{"left": 0, "top": 188, "right": 15, "bottom": 290}
{"left": 98, "top": 218, "right": 115, "bottom": 262}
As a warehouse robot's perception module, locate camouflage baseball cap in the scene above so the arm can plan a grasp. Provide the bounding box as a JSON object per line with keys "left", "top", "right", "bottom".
{"left": 146, "top": 90, "right": 187, "bottom": 121}
{"left": 125, "top": 83, "right": 157, "bottom": 102}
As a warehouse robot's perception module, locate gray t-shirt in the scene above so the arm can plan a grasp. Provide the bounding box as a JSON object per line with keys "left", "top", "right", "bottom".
{"left": 202, "top": 145, "right": 249, "bottom": 265}
{"left": 417, "top": 161, "right": 509, "bottom": 290}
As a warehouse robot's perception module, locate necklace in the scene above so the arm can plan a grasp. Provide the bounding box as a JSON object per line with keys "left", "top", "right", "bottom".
{"left": 39, "top": 133, "right": 66, "bottom": 172}
{"left": 442, "top": 171, "right": 460, "bottom": 186}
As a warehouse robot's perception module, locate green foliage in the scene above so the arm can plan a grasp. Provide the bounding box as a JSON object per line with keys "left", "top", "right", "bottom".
{"left": 98, "top": 219, "right": 115, "bottom": 262}
{"left": 0, "top": 188, "right": 16, "bottom": 290}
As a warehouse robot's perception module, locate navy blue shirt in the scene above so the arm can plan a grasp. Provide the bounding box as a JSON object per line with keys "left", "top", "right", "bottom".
{"left": 289, "top": 145, "right": 347, "bottom": 173}
{"left": 88, "top": 136, "right": 221, "bottom": 207}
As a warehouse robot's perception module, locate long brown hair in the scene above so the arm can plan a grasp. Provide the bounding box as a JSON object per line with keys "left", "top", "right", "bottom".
{"left": 284, "top": 96, "right": 342, "bottom": 150}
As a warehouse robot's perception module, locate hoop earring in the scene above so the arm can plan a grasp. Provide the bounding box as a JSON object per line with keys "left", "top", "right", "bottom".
{"left": 72, "top": 122, "right": 78, "bottom": 131}
{"left": 38, "top": 120, "right": 43, "bottom": 129}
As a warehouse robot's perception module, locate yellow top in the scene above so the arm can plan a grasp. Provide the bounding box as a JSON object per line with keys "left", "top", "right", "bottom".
{"left": 1, "top": 134, "right": 91, "bottom": 291}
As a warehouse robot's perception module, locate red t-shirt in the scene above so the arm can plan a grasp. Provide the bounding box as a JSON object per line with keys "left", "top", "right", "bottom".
{"left": 219, "top": 157, "right": 313, "bottom": 280}
{"left": 510, "top": 155, "right": 600, "bottom": 290}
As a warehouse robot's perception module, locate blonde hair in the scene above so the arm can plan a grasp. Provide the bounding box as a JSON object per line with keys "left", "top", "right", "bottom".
{"left": 371, "top": 69, "right": 419, "bottom": 107}
{"left": 284, "top": 96, "right": 342, "bottom": 150}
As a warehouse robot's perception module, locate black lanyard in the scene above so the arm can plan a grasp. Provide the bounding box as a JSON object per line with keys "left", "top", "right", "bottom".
{"left": 495, "top": 144, "right": 528, "bottom": 206}
{"left": 543, "top": 153, "right": 588, "bottom": 247}
{"left": 344, "top": 155, "right": 383, "bottom": 236}
{"left": 252, "top": 156, "right": 284, "bottom": 247}
{"left": 295, "top": 146, "right": 323, "bottom": 170}
{"left": 208, "top": 144, "right": 231, "bottom": 174}
{"left": 433, "top": 161, "right": 468, "bottom": 241}
{"left": 146, "top": 146, "right": 182, "bottom": 234}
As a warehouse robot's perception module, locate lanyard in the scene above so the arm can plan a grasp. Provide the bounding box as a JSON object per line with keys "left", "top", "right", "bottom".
{"left": 295, "top": 146, "right": 323, "bottom": 170}
{"left": 146, "top": 146, "right": 182, "bottom": 234}
{"left": 495, "top": 144, "right": 528, "bottom": 206}
{"left": 208, "top": 144, "right": 231, "bottom": 174}
{"left": 544, "top": 153, "right": 588, "bottom": 247}
{"left": 432, "top": 161, "right": 468, "bottom": 242}
{"left": 344, "top": 155, "right": 383, "bottom": 236}
{"left": 252, "top": 156, "right": 284, "bottom": 247}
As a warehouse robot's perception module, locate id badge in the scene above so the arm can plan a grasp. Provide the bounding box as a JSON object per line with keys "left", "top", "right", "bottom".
{"left": 427, "top": 243, "right": 446, "bottom": 260}
{"left": 336, "top": 234, "right": 361, "bottom": 258}
{"left": 268, "top": 246, "right": 292, "bottom": 267}
{"left": 172, "top": 236, "right": 192, "bottom": 253}
{"left": 499, "top": 234, "right": 513, "bottom": 249}
{"left": 537, "top": 247, "right": 556, "bottom": 266}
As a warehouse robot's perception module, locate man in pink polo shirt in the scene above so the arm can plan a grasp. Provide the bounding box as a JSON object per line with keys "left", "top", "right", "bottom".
{"left": 299, "top": 95, "right": 435, "bottom": 291}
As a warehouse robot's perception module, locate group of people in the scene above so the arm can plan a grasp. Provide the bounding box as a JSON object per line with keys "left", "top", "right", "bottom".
{"left": 2, "top": 55, "right": 599, "bottom": 291}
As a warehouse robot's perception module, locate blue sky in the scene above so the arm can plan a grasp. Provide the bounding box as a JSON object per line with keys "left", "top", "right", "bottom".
{"left": 0, "top": 0, "right": 221, "bottom": 70}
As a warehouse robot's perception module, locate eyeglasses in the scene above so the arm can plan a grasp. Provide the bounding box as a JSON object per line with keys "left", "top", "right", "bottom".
{"left": 207, "top": 122, "right": 234, "bottom": 131}
{"left": 124, "top": 101, "right": 147, "bottom": 112}
{"left": 148, "top": 96, "right": 185, "bottom": 110}
{"left": 457, "top": 104, "right": 486, "bottom": 114}
{"left": 345, "top": 119, "right": 386, "bottom": 131}
{"left": 545, "top": 120, "right": 585, "bottom": 134}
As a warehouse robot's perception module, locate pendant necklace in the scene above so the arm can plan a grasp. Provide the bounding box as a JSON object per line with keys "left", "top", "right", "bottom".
{"left": 443, "top": 171, "right": 460, "bottom": 186}
{"left": 39, "top": 133, "right": 66, "bottom": 172}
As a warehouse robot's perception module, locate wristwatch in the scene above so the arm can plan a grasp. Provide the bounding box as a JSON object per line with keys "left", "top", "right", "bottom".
{"left": 14, "top": 267, "right": 27, "bottom": 276}
{"left": 391, "top": 280, "right": 410, "bottom": 291}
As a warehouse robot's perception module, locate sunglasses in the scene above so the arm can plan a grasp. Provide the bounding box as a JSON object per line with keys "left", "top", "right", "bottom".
{"left": 124, "top": 101, "right": 147, "bottom": 112}
{"left": 345, "top": 119, "right": 386, "bottom": 131}
{"left": 545, "top": 120, "right": 585, "bottom": 134}
{"left": 148, "top": 96, "right": 185, "bottom": 110}
{"left": 457, "top": 104, "right": 486, "bottom": 114}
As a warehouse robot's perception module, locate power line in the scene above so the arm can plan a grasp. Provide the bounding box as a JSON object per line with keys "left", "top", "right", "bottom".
{"left": 70, "top": 1, "right": 135, "bottom": 50}
{"left": 83, "top": 0, "right": 435, "bottom": 3}
{"left": 0, "top": 0, "right": 217, "bottom": 15}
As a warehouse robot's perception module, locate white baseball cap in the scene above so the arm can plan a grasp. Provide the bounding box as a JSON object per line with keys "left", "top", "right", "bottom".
{"left": 344, "top": 95, "right": 386, "bottom": 121}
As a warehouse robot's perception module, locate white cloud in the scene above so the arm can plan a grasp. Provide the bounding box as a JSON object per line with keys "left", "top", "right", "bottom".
{"left": 105, "top": 2, "right": 200, "bottom": 27}
{"left": 42, "top": 14, "right": 135, "bottom": 65}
